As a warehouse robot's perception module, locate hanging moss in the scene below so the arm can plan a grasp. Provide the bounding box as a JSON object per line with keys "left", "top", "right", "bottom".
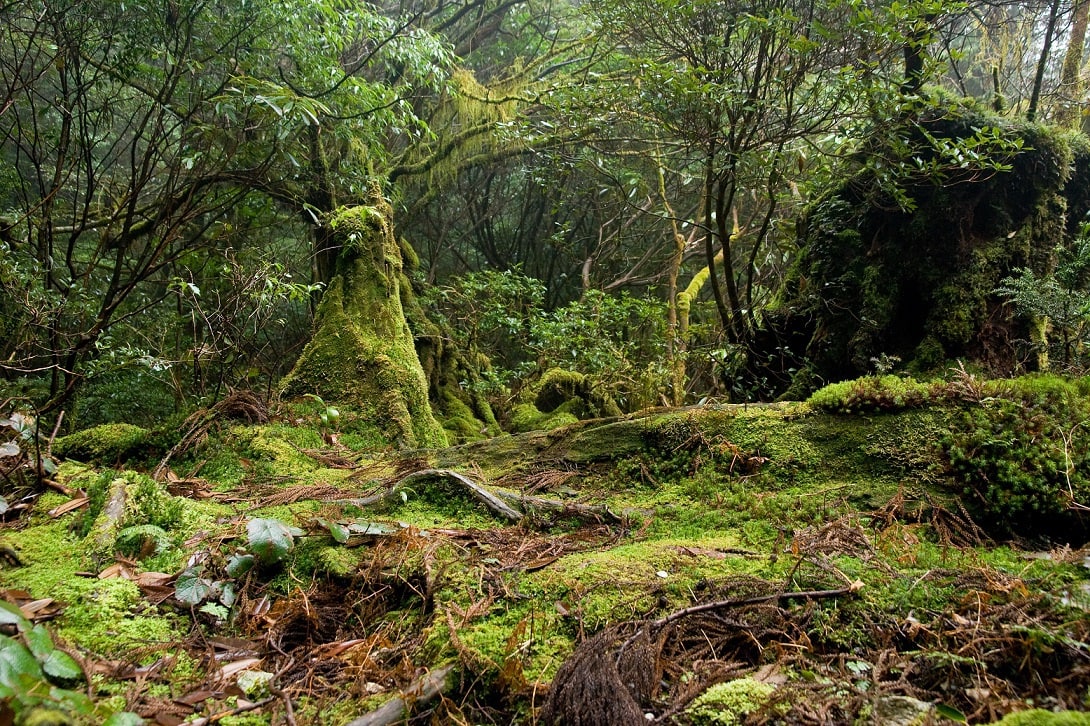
{"left": 280, "top": 199, "right": 447, "bottom": 450}
{"left": 773, "top": 104, "right": 1090, "bottom": 394}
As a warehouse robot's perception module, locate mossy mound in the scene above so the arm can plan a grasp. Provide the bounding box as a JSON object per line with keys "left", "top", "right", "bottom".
{"left": 53, "top": 423, "right": 151, "bottom": 464}
{"left": 686, "top": 678, "right": 779, "bottom": 725}
{"left": 510, "top": 368, "right": 622, "bottom": 433}
{"left": 772, "top": 103, "right": 1090, "bottom": 393}
{"left": 280, "top": 199, "right": 447, "bottom": 450}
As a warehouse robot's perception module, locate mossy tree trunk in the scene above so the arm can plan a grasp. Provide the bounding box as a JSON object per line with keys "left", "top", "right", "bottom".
{"left": 280, "top": 192, "right": 447, "bottom": 449}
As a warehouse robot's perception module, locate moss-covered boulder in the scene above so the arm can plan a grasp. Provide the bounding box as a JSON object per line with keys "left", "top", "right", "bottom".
{"left": 772, "top": 101, "right": 1090, "bottom": 394}
{"left": 280, "top": 197, "right": 447, "bottom": 449}
{"left": 510, "top": 369, "right": 623, "bottom": 433}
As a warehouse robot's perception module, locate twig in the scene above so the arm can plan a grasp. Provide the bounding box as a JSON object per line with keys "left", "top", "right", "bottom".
{"left": 652, "top": 583, "right": 862, "bottom": 630}
{"left": 186, "top": 696, "right": 276, "bottom": 725}
{"left": 344, "top": 664, "right": 454, "bottom": 726}
{"left": 47, "top": 410, "right": 64, "bottom": 452}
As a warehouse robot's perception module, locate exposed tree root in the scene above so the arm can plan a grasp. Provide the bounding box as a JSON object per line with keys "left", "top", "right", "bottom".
{"left": 153, "top": 390, "right": 268, "bottom": 480}
{"left": 344, "top": 664, "right": 453, "bottom": 726}
{"left": 87, "top": 478, "right": 127, "bottom": 567}
{"left": 330, "top": 468, "right": 621, "bottom": 524}
{"left": 541, "top": 584, "right": 860, "bottom": 725}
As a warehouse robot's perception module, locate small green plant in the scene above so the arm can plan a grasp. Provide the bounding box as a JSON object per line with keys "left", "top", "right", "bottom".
{"left": 997, "top": 237, "right": 1090, "bottom": 371}
{"left": 0, "top": 600, "right": 140, "bottom": 722}
{"left": 303, "top": 394, "right": 340, "bottom": 431}
{"left": 941, "top": 375, "right": 1090, "bottom": 533}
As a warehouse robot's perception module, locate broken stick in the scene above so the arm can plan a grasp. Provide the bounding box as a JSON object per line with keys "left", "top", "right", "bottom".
{"left": 344, "top": 664, "right": 454, "bottom": 726}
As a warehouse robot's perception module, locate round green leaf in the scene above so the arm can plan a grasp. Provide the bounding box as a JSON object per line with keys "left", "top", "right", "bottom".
{"left": 103, "top": 712, "right": 146, "bottom": 726}
{"left": 24, "top": 624, "right": 53, "bottom": 661}
{"left": 0, "top": 635, "right": 44, "bottom": 688}
{"left": 246, "top": 518, "right": 298, "bottom": 565}
{"left": 0, "top": 601, "right": 29, "bottom": 633}
{"left": 225, "top": 553, "right": 255, "bottom": 578}
{"left": 175, "top": 567, "right": 214, "bottom": 605}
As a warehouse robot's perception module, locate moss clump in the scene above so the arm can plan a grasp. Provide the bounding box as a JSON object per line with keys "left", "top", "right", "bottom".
{"left": 53, "top": 424, "right": 150, "bottom": 464}
{"left": 509, "top": 368, "right": 623, "bottom": 433}
{"left": 808, "top": 375, "right": 935, "bottom": 412}
{"left": 509, "top": 402, "right": 580, "bottom": 433}
{"left": 941, "top": 373, "right": 1090, "bottom": 536}
{"left": 534, "top": 368, "right": 622, "bottom": 419}
{"left": 990, "top": 710, "right": 1090, "bottom": 725}
{"left": 280, "top": 198, "right": 447, "bottom": 450}
{"left": 686, "top": 677, "right": 778, "bottom": 725}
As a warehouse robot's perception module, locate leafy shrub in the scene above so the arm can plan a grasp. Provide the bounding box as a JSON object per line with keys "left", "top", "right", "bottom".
{"left": 941, "top": 374, "right": 1090, "bottom": 533}
{"left": 808, "top": 375, "right": 935, "bottom": 412}
{"left": 71, "top": 366, "right": 177, "bottom": 429}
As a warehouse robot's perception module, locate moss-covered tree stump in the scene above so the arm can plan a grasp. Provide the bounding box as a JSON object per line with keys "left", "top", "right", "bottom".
{"left": 280, "top": 200, "right": 446, "bottom": 449}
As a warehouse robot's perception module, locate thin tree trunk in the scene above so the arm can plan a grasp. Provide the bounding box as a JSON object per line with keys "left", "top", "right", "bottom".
{"left": 1029, "top": 0, "right": 1063, "bottom": 122}
{"left": 1057, "top": 0, "right": 1090, "bottom": 127}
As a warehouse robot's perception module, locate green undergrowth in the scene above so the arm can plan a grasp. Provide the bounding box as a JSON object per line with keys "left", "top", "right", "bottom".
{"left": 2, "top": 390, "right": 1090, "bottom": 722}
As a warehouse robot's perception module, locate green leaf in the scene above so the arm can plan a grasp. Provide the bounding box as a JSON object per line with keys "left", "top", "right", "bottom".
{"left": 24, "top": 624, "right": 53, "bottom": 661}
{"left": 0, "top": 442, "right": 19, "bottom": 457}
{"left": 103, "top": 713, "right": 146, "bottom": 726}
{"left": 41, "top": 648, "right": 83, "bottom": 682}
{"left": 0, "top": 635, "right": 44, "bottom": 688}
{"left": 0, "top": 601, "right": 29, "bottom": 633}
{"left": 219, "top": 582, "right": 237, "bottom": 608}
{"left": 317, "top": 518, "right": 349, "bottom": 544}
{"left": 247, "top": 518, "right": 299, "bottom": 565}
{"left": 346, "top": 521, "right": 398, "bottom": 537}
{"left": 199, "top": 602, "right": 229, "bottom": 620}
{"left": 175, "top": 567, "right": 214, "bottom": 605}
{"left": 935, "top": 703, "right": 967, "bottom": 723}
{"left": 225, "top": 553, "right": 255, "bottom": 578}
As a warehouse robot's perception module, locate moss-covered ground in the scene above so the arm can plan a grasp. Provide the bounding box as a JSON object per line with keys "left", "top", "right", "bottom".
{"left": 1, "top": 398, "right": 1089, "bottom": 724}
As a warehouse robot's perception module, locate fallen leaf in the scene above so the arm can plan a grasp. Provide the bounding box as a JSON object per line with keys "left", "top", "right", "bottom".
{"left": 48, "top": 497, "right": 89, "bottom": 518}
{"left": 174, "top": 689, "right": 217, "bottom": 706}
{"left": 217, "top": 657, "right": 262, "bottom": 679}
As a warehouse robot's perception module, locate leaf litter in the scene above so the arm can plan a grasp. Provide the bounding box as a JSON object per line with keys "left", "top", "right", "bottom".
{"left": 3, "top": 406, "right": 1090, "bottom": 723}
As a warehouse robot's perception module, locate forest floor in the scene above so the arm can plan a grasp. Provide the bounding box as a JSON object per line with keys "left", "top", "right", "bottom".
{"left": 1, "top": 396, "right": 1089, "bottom": 725}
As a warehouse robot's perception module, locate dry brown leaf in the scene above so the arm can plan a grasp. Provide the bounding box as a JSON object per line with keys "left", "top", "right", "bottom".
{"left": 216, "top": 657, "right": 262, "bottom": 680}
{"left": 48, "top": 496, "right": 89, "bottom": 518}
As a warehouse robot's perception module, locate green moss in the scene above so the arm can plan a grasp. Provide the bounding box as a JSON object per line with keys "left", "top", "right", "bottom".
{"left": 686, "top": 678, "right": 779, "bottom": 725}
{"left": 53, "top": 424, "right": 150, "bottom": 464}
{"left": 280, "top": 201, "right": 447, "bottom": 450}
{"left": 808, "top": 375, "right": 935, "bottom": 412}
{"left": 531, "top": 368, "right": 623, "bottom": 420}
{"left": 0, "top": 516, "right": 188, "bottom": 662}
{"left": 509, "top": 402, "right": 579, "bottom": 433}
{"left": 989, "top": 710, "right": 1090, "bottom": 725}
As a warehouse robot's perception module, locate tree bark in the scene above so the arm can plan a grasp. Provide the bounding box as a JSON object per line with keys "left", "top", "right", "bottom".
{"left": 280, "top": 188, "right": 447, "bottom": 449}
{"left": 1057, "top": 0, "right": 1090, "bottom": 127}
